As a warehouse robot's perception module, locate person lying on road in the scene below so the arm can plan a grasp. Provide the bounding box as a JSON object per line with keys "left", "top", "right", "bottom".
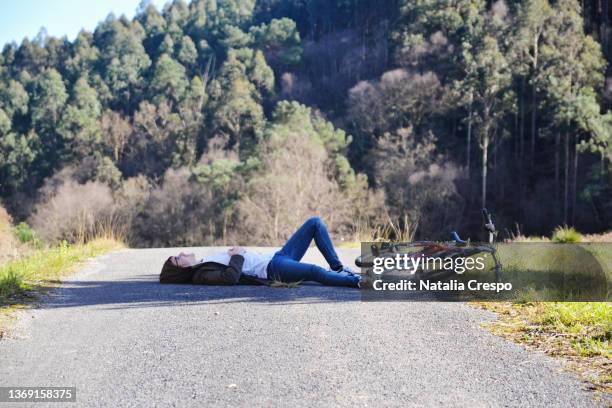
{"left": 161, "top": 217, "right": 361, "bottom": 288}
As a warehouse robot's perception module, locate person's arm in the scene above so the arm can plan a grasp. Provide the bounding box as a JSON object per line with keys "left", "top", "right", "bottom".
{"left": 226, "top": 254, "right": 245, "bottom": 275}
{"left": 192, "top": 254, "right": 244, "bottom": 285}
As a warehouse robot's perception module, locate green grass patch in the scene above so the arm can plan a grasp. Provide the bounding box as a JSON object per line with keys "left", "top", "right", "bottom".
{"left": 535, "top": 302, "right": 611, "bottom": 358}
{"left": 477, "top": 301, "right": 611, "bottom": 391}
{"left": 552, "top": 225, "right": 583, "bottom": 243}
{"left": 464, "top": 242, "right": 611, "bottom": 390}
{"left": 0, "top": 238, "right": 123, "bottom": 307}
{"left": 14, "top": 222, "right": 43, "bottom": 248}
{"left": 458, "top": 242, "right": 611, "bottom": 302}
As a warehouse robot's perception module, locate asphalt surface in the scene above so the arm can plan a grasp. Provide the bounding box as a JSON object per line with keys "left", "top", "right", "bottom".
{"left": 0, "top": 247, "right": 607, "bottom": 407}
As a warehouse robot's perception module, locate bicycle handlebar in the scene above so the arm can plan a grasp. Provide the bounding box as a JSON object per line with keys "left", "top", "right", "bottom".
{"left": 450, "top": 231, "right": 467, "bottom": 245}
{"left": 482, "top": 208, "right": 496, "bottom": 234}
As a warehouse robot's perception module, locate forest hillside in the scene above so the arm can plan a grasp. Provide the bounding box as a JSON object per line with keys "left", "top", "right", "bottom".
{"left": 0, "top": 0, "right": 610, "bottom": 246}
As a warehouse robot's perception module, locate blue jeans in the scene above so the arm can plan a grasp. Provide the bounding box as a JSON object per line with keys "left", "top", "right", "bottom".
{"left": 267, "top": 217, "right": 359, "bottom": 288}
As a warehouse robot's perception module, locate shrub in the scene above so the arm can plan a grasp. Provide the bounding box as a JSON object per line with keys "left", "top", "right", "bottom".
{"left": 234, "top": 101, "right": 384, "bottom": 245}
{"left": 552, "top": 225, "right": 582, "bottom": 243}
{"left": 0, "top": 205, "right": 18, "bottom": 263}
{"left": 14, "top": 222, "right": 42, "bottom": 248}
{"left": 237, "top": 129, "right": 342, "bottom": 244}
{"left": 113, "top": 175, "right": 151, "bottom": 244}
{"left": 132, "top": 168, "right": 229, "bottom": 247}
{"left": 370, "top": 129, "right": 465, "bottom": 239}
{"left": 30, "top": 180, "right": 123, "bottom": 243}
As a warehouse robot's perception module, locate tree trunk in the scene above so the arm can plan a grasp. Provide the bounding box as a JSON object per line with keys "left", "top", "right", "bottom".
{"left": 481, "top": 132, "right": 489, "bottom": 209}
{"left": 519, "top": 77, "right": 526, "bottom": 159}
{"left": 467, "top": 92, "right": 473, "bottom": 176}
{"left": 601, "top": 0, "right": 609, "bottom": 61}
{"left": 492, "top": 126, "right": 497, "bottom": 207}
{"left": 514, "top": 99, "right": 519, "bottom": 161}
{"left": 518, "top": 77, "right": 526, "bottom": 210}
{"left": 555, "top": 132, "right": 560, "bottom": 202}
{"left": 222, "top": 212, "right": 228, "bottom": 245}
{"left": 572, "top": 140, "right": 579, "bottom": 225}
{"left": 530, "top": 35, "right": 539, "bottom": 164}
{"left": 563, "top": 133, "right": 569, "bottom": 224}
{"left": 530, "top": 81, "right": 537, "bottom": 164}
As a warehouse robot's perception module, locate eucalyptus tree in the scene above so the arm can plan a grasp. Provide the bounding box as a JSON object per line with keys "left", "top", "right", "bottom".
{"left": 58, "top": 76, "right": 102, "bottom": 160}
{"left": 540, "top": 0, "right": 607, "bottom": 223}
{"left": 512, "top": 0, "right": 553, "bottom": 163}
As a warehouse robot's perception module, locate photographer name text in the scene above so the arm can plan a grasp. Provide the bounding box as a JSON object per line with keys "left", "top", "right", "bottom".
{"left": 372, "top": 279, "right": 512, "bottom": 292}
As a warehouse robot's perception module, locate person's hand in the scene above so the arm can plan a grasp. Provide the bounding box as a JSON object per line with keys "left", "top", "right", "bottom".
{"left": 228, "top": 246, "right": 246, "bottom": 256}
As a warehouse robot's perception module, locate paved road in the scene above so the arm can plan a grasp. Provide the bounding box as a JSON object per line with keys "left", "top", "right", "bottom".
{"left": 0, "top": 247, "right": 607, "bottom": 407}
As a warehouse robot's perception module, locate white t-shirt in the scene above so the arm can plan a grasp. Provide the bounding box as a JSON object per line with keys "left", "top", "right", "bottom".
{"left": 200, "top": 250, "right": 272, "bottom": 279}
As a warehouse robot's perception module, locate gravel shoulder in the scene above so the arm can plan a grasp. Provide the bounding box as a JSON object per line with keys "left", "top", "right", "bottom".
{"left": 0, "top": 247, "right": 607, "bottom": 407}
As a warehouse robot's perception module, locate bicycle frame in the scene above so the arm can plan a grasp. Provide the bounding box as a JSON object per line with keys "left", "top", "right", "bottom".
{"left": 355, "top": 209, "right": 503, "bottom": 282}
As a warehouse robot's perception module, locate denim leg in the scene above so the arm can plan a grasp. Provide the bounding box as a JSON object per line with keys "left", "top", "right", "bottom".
{"left": 269, "top": 255, "right": 358, "bottom": 288}
{"left": 276, "top": 217, "right": 343, "bottom": 270}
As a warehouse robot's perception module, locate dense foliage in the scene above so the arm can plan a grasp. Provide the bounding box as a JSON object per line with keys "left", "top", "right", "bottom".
{"left": 0, "top": 0, "right": 610, "bottom": 245}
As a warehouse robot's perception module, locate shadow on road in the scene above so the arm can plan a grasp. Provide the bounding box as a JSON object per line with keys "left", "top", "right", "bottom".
{"left": 39, "top": 275, "right": 362, "bottom": 310}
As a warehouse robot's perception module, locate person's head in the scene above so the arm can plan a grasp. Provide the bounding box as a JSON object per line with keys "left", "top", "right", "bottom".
{"left": 171, "top": 252, "right": 197, "bottom": 268}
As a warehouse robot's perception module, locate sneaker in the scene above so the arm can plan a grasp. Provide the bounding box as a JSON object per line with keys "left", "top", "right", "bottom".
{"left": 335, "top": 265, "right": 358, "bottom": 276}
{"left": 357, "top": 275, "right": 372, "bottom": 289}
{"left": 333, "top": 270, "right": 356, "bottom": 278}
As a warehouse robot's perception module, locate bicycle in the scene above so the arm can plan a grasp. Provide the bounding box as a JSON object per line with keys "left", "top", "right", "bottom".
{"left": 355, "top": 208, "right": 503, "bottom": 283}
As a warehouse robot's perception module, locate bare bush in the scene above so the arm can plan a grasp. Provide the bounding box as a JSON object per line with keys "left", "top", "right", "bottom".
{"left": 100, "top": 110, "right": 131, "bottom": 163}
{"left": 0, "top": 204, "right": 19, "bottom": 262}
{"left": 237, "top": 130, "right": 353, "bottom": 244}
{"left": 30, "top": 180, "right": 121, "bottom": 243}
{"left": 348, "top": 69, "right": 442, "bottom": 137}
{"left": 280, "top": 72, "right": 312, "bottom": 102}
{"left": 114, "top": 175, "right": 151, "bottom": 243}
{"left": 132, "top": 168, "right": 234, "bottom": 247}
{"left": 371, "top": 128, "right": 465, "bottom": 239}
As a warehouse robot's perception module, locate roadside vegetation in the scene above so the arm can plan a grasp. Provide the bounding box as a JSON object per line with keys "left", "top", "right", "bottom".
{"left": 0, "top": 204, "right": 123, "bottom": 336}
{"left": 477, "top": 229, "right": 611, "bottom": 392}
{"left": 0, "top": 238, "right": 122, "bottom": 307}
{"left": 479, "top": 301, "right": 611, "bottom": 392}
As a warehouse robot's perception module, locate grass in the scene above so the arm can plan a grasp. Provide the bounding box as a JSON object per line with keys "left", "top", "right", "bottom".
{"left": 552, "top": 225, "right": 583, "bottom": 243}
{"left": 0, "top": 238, "right": 123, "bottom": 308}
{"left": 472, "top": 238, "right": 611, "bottom": 392}
{"left": 340, "top": 214, "right": 417, "bottom": 248}
{"left": 480, "top": 242, "right": 610, "bottom": 301}
{"left": 478, "top": 301, "right": 611, "bottom": 391}
{"left": 269, "top": 279, "right": 302, "bottom": 288}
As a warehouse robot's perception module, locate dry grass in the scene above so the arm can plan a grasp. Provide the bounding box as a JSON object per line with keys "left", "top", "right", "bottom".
{"left": 583, "top": 231, "right": 612, "bottom": 243}
{"left": 506, "top": 223, "right": 550, "bottom": 243}
{"left": 30, "top": 180, "right": 128, "bottom": 245}
{"left": 268, "top": 280, "right": 303, "bottom": 288}
{"left": 508, "top": 225, "right": 612, "bottom": 244}
{"left": 0, "top": 206, "right": 32, "bottom": 264}
{"left": 0, "top": 206, "right": 17, "bottom": 262}
{"left": 343, "top": 214, "right": 418, "bottom": 248}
